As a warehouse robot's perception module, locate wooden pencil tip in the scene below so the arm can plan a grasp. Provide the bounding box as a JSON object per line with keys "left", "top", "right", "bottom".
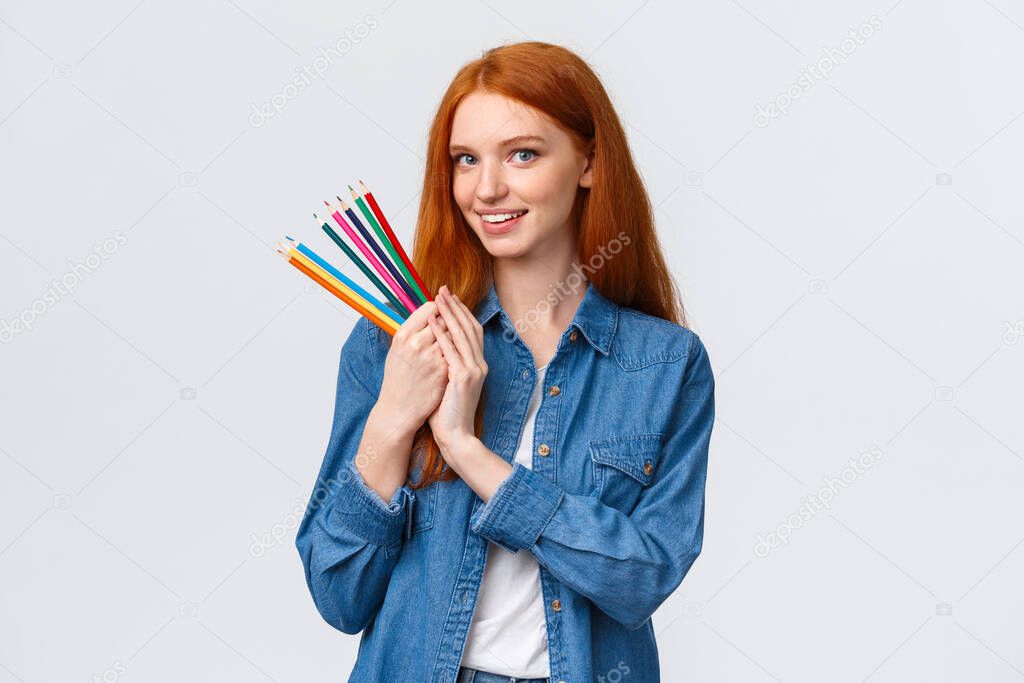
{"left": 323, "top": 200, "right": 331, "bottom": 207}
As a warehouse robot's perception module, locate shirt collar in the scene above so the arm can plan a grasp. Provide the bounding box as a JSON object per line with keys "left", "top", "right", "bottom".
{"left": 474, "top": 277, "right": 619, "bottom": 356}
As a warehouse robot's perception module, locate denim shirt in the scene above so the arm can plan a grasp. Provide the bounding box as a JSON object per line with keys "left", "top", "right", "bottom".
{"left": 295, "top": 278, "right": 715, "bottom": 683}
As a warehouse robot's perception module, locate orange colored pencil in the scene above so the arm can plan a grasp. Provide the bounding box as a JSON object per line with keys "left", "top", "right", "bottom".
{"left": 282, "top": 250, "right": 399, "bottom": 335}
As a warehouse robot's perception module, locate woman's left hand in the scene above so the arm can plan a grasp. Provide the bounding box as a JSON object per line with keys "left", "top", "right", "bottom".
{"left": 425, "top": 284, "right": 487, "bottom": 456}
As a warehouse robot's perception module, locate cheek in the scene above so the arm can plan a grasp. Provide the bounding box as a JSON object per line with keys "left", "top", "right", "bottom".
{"left": 517, "top": 165, "right": 578, "bottom": 217}
{"left": 451, "top": 175, "right": 485, "bottom": 236}
{"left": 451, "top": 174, "right": 470, "bottom": 210}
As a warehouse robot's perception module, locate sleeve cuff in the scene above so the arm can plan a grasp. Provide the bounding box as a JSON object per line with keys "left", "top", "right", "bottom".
{"left": 329, "top": 460, "right": 412, "bottom": 547}
{"left": 470, "top": 462, "right": 564, "bottom": 553}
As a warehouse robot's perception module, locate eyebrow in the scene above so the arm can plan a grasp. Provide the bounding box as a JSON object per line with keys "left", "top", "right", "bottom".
{"left": 448, "top": 135, "right": 546, "bottom": 154}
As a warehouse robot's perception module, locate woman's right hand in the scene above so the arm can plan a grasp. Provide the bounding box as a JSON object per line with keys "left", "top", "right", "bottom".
{"left": 373, "top": 301, "right": 450, "bottom": 439}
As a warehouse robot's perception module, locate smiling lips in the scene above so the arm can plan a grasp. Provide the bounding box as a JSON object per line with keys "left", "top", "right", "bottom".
{"left": 478, "top": 209, "right": 528, "bottom": 223}
{"left": 477, "top": 209, "right": 528, "bottom": 235}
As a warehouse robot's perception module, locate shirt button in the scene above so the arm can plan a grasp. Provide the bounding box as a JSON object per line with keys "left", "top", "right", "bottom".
{"left": 522, "top": 369, "right": 530, "bottom": 379}
{"left": 551, "top": 599, "right": 561, "bottom": 611}
{"left": 547, "top": 385, "right": 560, "bottom": 397}
{"left": 644, "top": 460, "right": 653, "bottom": 475}
{"left": 537, "top": 444, "right": 550, "bottom": 456}
{"left": 569, "top": 330, "right": 578, "bottom": 342}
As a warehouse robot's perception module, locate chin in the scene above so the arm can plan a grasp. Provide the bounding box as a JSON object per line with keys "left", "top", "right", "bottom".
{"left": 479, "top": 236, "right": 534, "bottom": 260}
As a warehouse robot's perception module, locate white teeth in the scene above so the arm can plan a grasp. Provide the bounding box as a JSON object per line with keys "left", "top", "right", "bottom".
{"left": 481, "top": 211, "right": 525, "bottom": 223}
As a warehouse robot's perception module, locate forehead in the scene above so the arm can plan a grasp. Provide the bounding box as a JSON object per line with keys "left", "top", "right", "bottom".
{"left": 449, "top": 91, "right": 555, "bottom": 149}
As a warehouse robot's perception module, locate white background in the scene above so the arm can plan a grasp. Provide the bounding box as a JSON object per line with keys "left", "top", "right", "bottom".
{"left": 2, "top": 1, "right": 1023, "bottom": 681}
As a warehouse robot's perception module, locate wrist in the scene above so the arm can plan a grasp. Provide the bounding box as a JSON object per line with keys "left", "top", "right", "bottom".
{"left": 438, "top": 432, "right": 482, "bottom": 466}
{"left": 367, "top": 403, "right": 421, "bottom": 444}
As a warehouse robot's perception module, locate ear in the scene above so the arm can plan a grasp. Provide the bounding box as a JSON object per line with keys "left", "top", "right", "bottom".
{"left": 579, "top": 144, "right": 595, "bottom": 189}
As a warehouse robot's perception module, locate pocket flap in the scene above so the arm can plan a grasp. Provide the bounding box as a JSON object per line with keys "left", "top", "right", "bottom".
{"left": 588, "top": 433, "right": 663, "bottom": 485}
{"left": 408, "top": 482, "right": 437, "bottom": 536}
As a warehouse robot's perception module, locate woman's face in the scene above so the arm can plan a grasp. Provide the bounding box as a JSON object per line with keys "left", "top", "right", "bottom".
{"left": 449, "top": 91, "right": 593, "bottom": 260}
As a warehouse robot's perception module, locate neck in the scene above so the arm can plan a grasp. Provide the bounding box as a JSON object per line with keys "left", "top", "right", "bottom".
{"left": 492, "top": 256, "right": 587, "bottom": 336}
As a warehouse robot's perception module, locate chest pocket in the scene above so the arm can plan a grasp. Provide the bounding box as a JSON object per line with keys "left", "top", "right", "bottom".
{"left": 588, "top": 433, "right": 664, "bottom": 514}
{"left": 405, "top": 483, "right": 437, "bottom": 538}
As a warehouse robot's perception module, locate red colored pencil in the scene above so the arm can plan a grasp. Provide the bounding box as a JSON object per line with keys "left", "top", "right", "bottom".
{"left": 358, "top": 180, "right": 433, "bottom": 302}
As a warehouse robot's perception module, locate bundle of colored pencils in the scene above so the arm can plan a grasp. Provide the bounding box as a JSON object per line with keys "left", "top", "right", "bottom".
{"left": 277, "top": 181, "right": 432, "bottom": 335}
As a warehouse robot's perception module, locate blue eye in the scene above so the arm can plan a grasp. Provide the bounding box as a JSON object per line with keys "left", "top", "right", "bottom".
{"left": 454, "top": 153, "right": 477, "bottom": 166}
{"left": 513, "top": 149, "right": 537, "bottom": 162}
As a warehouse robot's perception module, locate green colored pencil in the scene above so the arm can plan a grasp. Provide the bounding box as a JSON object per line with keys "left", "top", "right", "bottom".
{"left": 349, "top": 185, "right": 428, "bottom": 305}
{"left": 314, "top": 213, "right": 409, "bottom": 320}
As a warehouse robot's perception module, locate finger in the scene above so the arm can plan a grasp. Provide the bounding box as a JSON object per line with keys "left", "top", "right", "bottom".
{"left": 427, "top": 313, "right": 465, "bottom": 372}
{"left": 433, "top": 311, "right": 450, "bottom": 334}
{"left": 396, "top": 300, "right": 439, "bottom": 336}
{"left": 425, "top": 310, "right": 453, "bottom": 346}
{"left": 426, "top": 315, "right": 475, "bottom": 426}
{"left": 435, "top": 290, "right": 475, "bottom": 368}
{"left": 451, "top": 291, "right": 484, "bottom": 352}
{"left": 444, "top": 290, "right": 483, "bottom": 360}
{"left": 410, "top": 321, "right": 439, "bottom": 348}
{"left": 430, "top": 309, "right": 465, "bottom": 373}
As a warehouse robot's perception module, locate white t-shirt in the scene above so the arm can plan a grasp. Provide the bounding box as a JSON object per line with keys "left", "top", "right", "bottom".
{"left": 460, "top": 363, "right": 551, "bottom": 678}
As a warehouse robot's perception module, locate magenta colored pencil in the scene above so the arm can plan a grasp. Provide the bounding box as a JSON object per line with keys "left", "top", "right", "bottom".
{"left": 323, "top": 201, "right": 418, "bottom": 315}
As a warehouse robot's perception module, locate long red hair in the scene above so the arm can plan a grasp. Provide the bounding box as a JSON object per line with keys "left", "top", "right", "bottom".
{"left": 407, "top": 41, "right": 687, "bottom": 489}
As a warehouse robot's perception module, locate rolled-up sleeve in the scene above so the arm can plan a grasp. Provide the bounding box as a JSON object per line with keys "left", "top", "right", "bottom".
{"left": 295, "top": 317, "right": 412, "bottom": 634}
{"left": 470, "top": 332, "right": 714, "bottom": 630}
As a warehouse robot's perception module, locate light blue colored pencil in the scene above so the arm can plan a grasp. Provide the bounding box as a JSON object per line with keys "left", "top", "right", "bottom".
{"left": 285, "top": 237, "right": 406, "bottom": 326}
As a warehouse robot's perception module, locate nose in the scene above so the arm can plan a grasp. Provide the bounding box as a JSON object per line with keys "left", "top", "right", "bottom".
{"left": 474, "top": 158, "right": 507, "bottom": 203}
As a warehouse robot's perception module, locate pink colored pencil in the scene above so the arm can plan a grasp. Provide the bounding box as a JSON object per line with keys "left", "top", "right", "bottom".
{"left": 323, "top": 201, "right": 418, "bottom": 315}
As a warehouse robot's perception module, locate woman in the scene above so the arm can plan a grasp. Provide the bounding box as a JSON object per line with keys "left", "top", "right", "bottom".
{"left": 295, "top": 41, "right": 715, "bottom": 683}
